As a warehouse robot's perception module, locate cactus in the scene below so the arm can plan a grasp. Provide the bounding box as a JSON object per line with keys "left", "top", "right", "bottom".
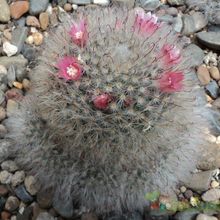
{"left": 6, "top": 7, "right": 210, "bottom": 215}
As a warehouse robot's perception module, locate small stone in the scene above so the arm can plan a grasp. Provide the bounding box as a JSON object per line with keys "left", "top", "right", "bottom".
{"left": 174, "top": 15, "right": 183, "bottom": 33}
{"left": 81, "top": 213, "right": 98, "bottom": 220}
{"left": 24, "top": 176, "right": 40, "bottom": 196}
{"left": 1, "top": 211, "right": 11, "bottom": 220}
{"left": 37, "top": 189, "right": 53, "bottom": 209}
{"left": 6, "top": 99, "right": 19, "bottom": 117}
{"left": 180, "top": 186, "right": 187, "bottom": 193}
{"left": 17, "top": 206, "right": 33, "bottom": 220}
{"left": 202, "top": 189, "right": 220, "bottom": 202}
{"left": 29, "top": 0, "right": 49, "bottom": 15}
{"left": 5, "top": 88, "right": 23, "bottom": 101}
{"left": 196, "top": 214, "right": 218, "bottom": 220}
{"left": 39, "top": 12, "right": 49, "bottom": 30}
{"left": 15, "top": 185, "right": 34, "bottom": 204}
{"left": 3, "top": 42, "right": 18, "bottom": 57}
{"left": 64, "top": 3, "right": 72, "bottom": 12}
{"left": 26, "top": 16, "right": 40, "bottom": 28}
{"left": 11, "top": 171, "right": 25, "bottom": 187}
{"left": 182, "top": 12, "right": 208, "bottom": 35}
{"left": 0, "top": 0, "right": 10, "bottom": 22}
{"left": 137, "top": 0, "right": 160, "bottom": 10}
{"left": 5, "top": 196, "right": 20, "bottom": 212}
{"left": 0, "top": 55, "right": 28, "bottom": 69}
{"left": 32, "top": 33, "right": 44, "bottom": 46}
{"left": 0, "top": 170, "right": 12, "bottom": 184}
{"left": 11, "top": 216, "right": 16, "bottom": 220}
{"left": 10, "top": 1, "right": 29, "bottom": 20}
{"left": 0, "top": 65, "right": 7, "bottom": 75}
{"left": 3, "top": 29, "right": 12, "bottom": 41}
{"left": 167, "top": 0, "right": 184, "bottom": 5}
{"left": 93, "top": 0, "right": 110, "bottom": 5}
{"left": 1, "top": 160, "right": 18, "bottom": 172}
{"left": 0, "top": 197, "right": 6, "bottom": 212}
{"left": 0, "top": 185, "right": 8, "bottom": 196}
{"left": 13, "top": 82, "right": 23, "bottom": 90}
{"left": 209, "top": 67, "right": 220, "bottom": 80}
{"left": 211, "top": 180, "right": 219, "bottom": 188}
{"left": 49, "top": 11, "right": 58, "bottom": 27}
{"left": 166, "top": 7, "right": 178, "bottom": 16}
{"left": 11, "top": 27, "right": 28, "bottom": 53}
{"left": 72, "top": 4, "right": 78, "bottom": 10}
{"left": 0, "top": 125, "right": 7, "bottom": 138}
{"left": 36, "top": 212, "right": 55, "bottom": 220}
{"left": 56, "top": 0, "right": 67, "bottom": 7}
{"left": 197, "top": 32, "right": 220, "bottom": 51}
{"left": 68, "top": 0, "right": 91, "bottom": 4}
{"left": 25, "top": 36, "right": 34, "bottom": 45}
{"left": 205, "top": 80, "right": 219, "bottom": 99}
{"left": 7, "top": 65, "right": 16, "bottom": 87}
{"left": 0, "top": 107, "right": 6, "bottom": 122}
{"left": 174, "top": 209, "right": 200, "bottom": 220}
{"left": 186, "top": 170, "right": 216, "bottom": 192}
{"left": 22, "top": 79, "right": 31, "bottom": 91}
{"left": 184, "top": 190, "right": 193, "bottom": 199}
{"left": 197, "top": 65, "right": 211, "bottom": 85}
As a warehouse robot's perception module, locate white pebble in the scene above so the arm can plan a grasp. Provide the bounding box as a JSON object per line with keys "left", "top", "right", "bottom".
{"left": 3, "top": 42, "right": 18, "bottom": 57}
{"left": 25, "top": 35, "right": 34, "bottom": 45}
{"left": 0, "top": 170, "right": 12, "bottom": 184}
{"left": 93, "top": 0, "right": 109, "bottom": 5}
{"left": 46, "top": 4, "right": 53, "bottom": 15}
{"left": 196, "top": 214, "right": 218, "bottom": 220}
{"left": 72, "top": 4, "right": 78, "bottom": 10}
{"left": 30, "top": 27, "right": 38, "bottom": 34}
{"left": 211, "top": 180, "right": 220, "bottom": 188}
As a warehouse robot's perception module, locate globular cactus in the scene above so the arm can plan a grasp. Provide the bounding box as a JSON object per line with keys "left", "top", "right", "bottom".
{"left": 6, "top": 7, "right": 211, "bottom": 216}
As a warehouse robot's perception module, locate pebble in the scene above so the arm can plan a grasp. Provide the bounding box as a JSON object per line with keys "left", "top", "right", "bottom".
{"left": 0, "top": 107, "right": 6, "bottom": 121}
{"left": 167, "top": 0, "right": 184, "bottom": 5}
{"left": 196, "top": 214, "right": 218, "bottom": 220}
{"left": 3, "top": 29, "right": 12, "bottom": 41}
{"left": 36, "top": 212, "right": 55, "bottom": 220}
{"left": 202, "top": 188, "right": 220, "bottom": 202}
{"left": 32, "top": 32, "right": 44, "bottom": 46}
{"left": 39, "top": 12, "right": 49, "bottom": 30}
{"left": 204, "top": 52, "right": 217, "bottom": 66}
{"left": 209, "top": 67, "right": 220, "bottom": 80}
{"left": 185, "top": 44, "right": 204, "bottom": 67}
{"left": 0, "top": 55, "right": 28, "bottom": 69}
{"left": 11, "top": 171, "right": 25, "bottom": 187}
{"left": 1, "top": 160, "right": 18, "bottom": 172}
{"left": 205, "top": 80, "right": 219, "bottom": 99}
{"left": 64, "top": 3, "right": 72, "bottom": 12}
{"left": 93, "top": 0, "right": 110, "bottom": 5}
{"left": 0, "top": 197, "right": 6, "bottom": 212}
{"left": 5, "top": 88, "right": 23, "bottom": 101}
{"left": 197, "top": 65, "right": 211, "bottom": 86}
{"left": 0, "top": 185, "right": 8, "bottom": 196}
{"left": 5, "top": 196, "right": 20, "bottom": 212}
{"left": 11, "top": 27, "right": 28, "bottom": 54}
{"left": 7, "top": 65, "right": 16, "bottom": 87}
{"left": 1, "top": 211, "right": 11, "bottom": 220}
{"left": 0, "top": 171, "right": 12, "bottom": 184}
{"left": 29, "top": 0, "right": 49, "bottom": 15}
{"left": 6, "top": 99, "right": 19, "bottom": 117}
{"left": 26, "top": 16, "right": 40, "bottom": 28}
{"left": 211, "top": 180, "right": 219, "bottom": 188}
{"left": 37, "top": 189, "right": 53, "bottom": 209}
{"left": 174, "top": 209, "right": 200, "bottom": 220}
{"left": 24, "top": 176, "right": 40, "bottom": 196}
{"left": 184, "top": 190, "right": 193, "bottom": 199}
{"left": 13, "top": 82, "right": 23, "bottom": 90}
{"left": 197, "top": 32, "right": 220, "bottom": 51}
{"left": 0, "top": 65, "right": 7, "bottom": 75}
{"left": 186, "top": 170, "right": 216, "bottom": 192}
{"left": 81, "top": 213, "right": 99, "bottom": 220}
{"left": 0, "top": 125, "right": 7, "bottom": 138}
{"left": 68, "top": 0, "right": 91, "bottom": 4}
{"left": 137, "top": 0, "right": 160, "bottom": 10}
{"left": 182, "top": 12, "right": 208, "bottom": 35}
{"left": 57, "top": 0, "right": 68, "bottom": 7}
{"left": 10, "top": 1, "right": 29, "bottom": 20}
{"left": 0, "top": 0, "right": 10, "bottom": 23}
{"left": 3, "top": 42, "right": 18, "bottom": 57}
{"left": 15, "top": 185, "right": 34, "bottom": 204}
{"left": 25, "top": 35, "right": 34, "bottom": 45}
{"left": 166, "top": 7, "right": 178, "bottom": 16}
{"left": 180, "top": 186, "right": 187, "bottom": 193}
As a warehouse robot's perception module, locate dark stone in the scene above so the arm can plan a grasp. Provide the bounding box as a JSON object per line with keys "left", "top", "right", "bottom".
{"left": 15, "top": 185, "right": 34, "bottom": 204}
{"left": 197, "top": 31, "right": 220, "bottom": 50}
{"left": 0, "top": 196, "right": 6, "bottom": 212}
{"left": 208, "top": 25, "right": 220, "bottom": 32}
{"left": 37, "top": 188, "right": 53, "bottom": 209}
{"left": 17, "top": 206, "right": 33, "bottom": 220}
{"left": 205, "top": 80, "right": 219, "bottom": 99}
{"left": 22, "top": 45, "right": 37, "bottom": 61}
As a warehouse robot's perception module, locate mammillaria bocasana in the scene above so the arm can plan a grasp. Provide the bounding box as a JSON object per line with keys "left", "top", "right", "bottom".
{"left": 5, "top": 7, "right": 211, "bottom": 217}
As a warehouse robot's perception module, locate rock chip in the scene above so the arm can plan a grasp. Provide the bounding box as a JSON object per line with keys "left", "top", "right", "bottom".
{"left": 186, "top": 170, "right": 216, "bottom": 192}
{"left": 0, "top": 170, "right": 12, "bottom": 184}
{"left": 29, "top": 0, "right": 49, "bottom": 15}
{"left": 209, "top": 67, "right": 220, "bottom": 80}
{"left": 24, "top": 176, "right": 40, "bottom": 196}
{"left": 197, "top": 32, "right": 220, "bottom": 50}
{"left": 137, "top": 0, "right": 160, "bottom": 10}
{"left": 201, "top": 188, "right": 220, "bottom": 202}
{"left": 196, "top": 214, "right": 218, "bottom": 220}
{"left": 5, "top": 196, "right": 19, "bottom": 212}
{"left": 39, "top": 12, "right": 49, "bottom": 30}
{"left": 26, "top": 16, "right": 40, "bottom": 28}
{"left": 3, "top": 42, "right": 18, "bottom": 57}
{"left": 11, "top": 171, "right": 25, "bottom": 187}
{"left": 1, "top": 160, "right": 18, "bottom": 172}
{"left": 205, "top": 80, "right": 219, "bottom": 99}
{"left": 0, "top": 0, "right": 10, "bottom": 22}
{"left": 10, "top": 1, "right": 29, "bottom": 19}
{"left": 197, "top": 65, "right": 211, "bottom": 86}
{"left": 0, "top": 107, "right": 6, "bottom": 121}
{"left": 36, "top": 212, "right": 55, "bottom": 220}
{"left": 15, "top": 185, "right": 34, "bottom": 203}
{"left": 182, "top": 12, "right": 208, "bottom": 35}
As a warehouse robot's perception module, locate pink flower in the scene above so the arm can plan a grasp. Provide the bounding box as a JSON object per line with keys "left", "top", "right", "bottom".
{"left": 69, "top": 19, "right": 88, "bottom": 47}
{"left": 93, "top": 94, "right": 111, "bottom": 110}
{"left": 57, "top": 56, "right": 83, "bottom": 81}
{"left": 158, "top": 71, "right": 184, "bottom": 93}
{"left": 134, "top": 10, "right": 160, "bottom": 35}
{"left": 161, "top": 44, "right": 181, "bottom": 66}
